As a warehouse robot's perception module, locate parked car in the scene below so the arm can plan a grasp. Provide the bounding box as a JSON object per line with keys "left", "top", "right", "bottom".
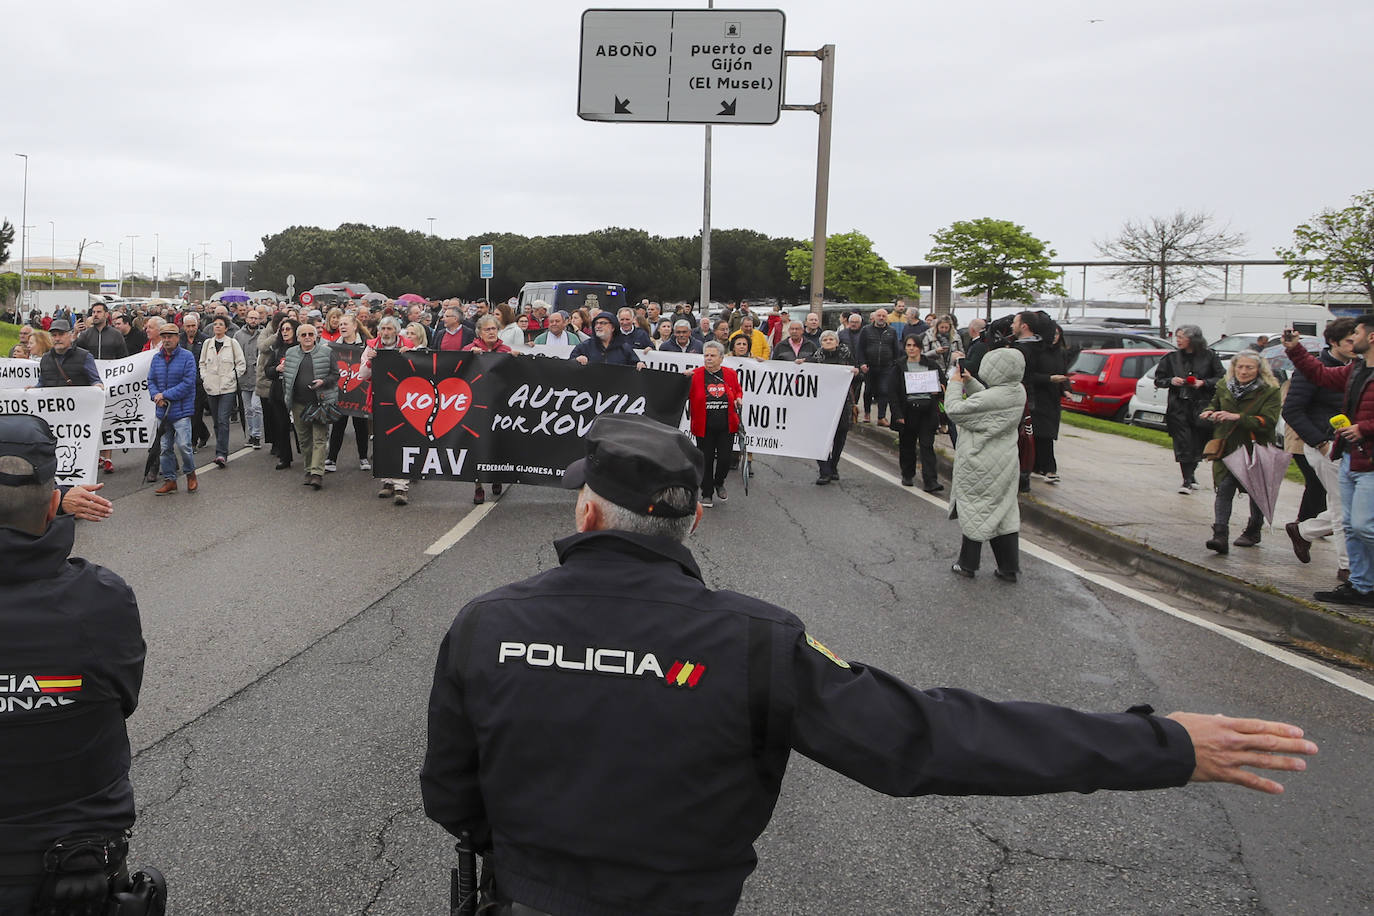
{"left": 1060, "top": 325, "right": 1175, "bottom": 355}
{"left": 1212, "top": 332, "right": 1277, "bottom": 362}
{"left": 1126, "top": 364, "right": 1169, "bottom": 430}
{"left": 1062, "top": 348, "right": 1171, "bottom": 421}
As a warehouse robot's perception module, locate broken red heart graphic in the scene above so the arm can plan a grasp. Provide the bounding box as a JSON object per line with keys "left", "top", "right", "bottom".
{"left": 431, "top": 377, "right": 473, "bottom": 438}
{"left": 395, "top": 376, "right": 473, "bottom": 439}
{"left": 337, "top": 360, "right": 365, "bottom": 392}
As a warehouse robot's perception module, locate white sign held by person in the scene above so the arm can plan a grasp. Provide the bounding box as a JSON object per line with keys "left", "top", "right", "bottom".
{"left": 640, "top": 351, "right": 852, "bottom": 460}
{"left": 0, "top": 387, "right": 105, "bottom": 486}
{"left": 97, "top": 351, "right": 156, "bottom": 449}
{"left": 0, "top": 352, "right": 157, "bottom": 450}
{"left": 0, "top": 358, "right": 42, "bottom": 388}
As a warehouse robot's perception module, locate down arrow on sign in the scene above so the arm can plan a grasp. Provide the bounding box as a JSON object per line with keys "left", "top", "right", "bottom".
{"left": 615, "top": 96, "right": 632, "bottom": 114}
{"left": 718, "top": 99, "right": 737, "bottom": 116}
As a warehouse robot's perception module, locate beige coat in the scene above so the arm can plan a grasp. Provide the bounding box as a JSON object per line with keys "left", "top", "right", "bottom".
{"left": 199, "top": 335, "right": 247, "bottom": 396}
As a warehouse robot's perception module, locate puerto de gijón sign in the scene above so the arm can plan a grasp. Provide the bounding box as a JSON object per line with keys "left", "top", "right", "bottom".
{"left": 479, "top": 244, "right": 494, "bottom": 280}
{"left": 578, "top": 9, "right": 785, "bottom": 125}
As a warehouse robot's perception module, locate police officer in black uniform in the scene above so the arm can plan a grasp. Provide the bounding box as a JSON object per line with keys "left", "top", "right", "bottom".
{"left": 422, "top": 414, "right": 1318, "bottom": 916}
{"left": 0, "top": 416, "right": 160, "bottom": 915}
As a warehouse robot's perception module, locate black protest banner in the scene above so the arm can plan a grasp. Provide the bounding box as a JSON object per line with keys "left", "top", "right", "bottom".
{"left": 330, "top": 343, "right": 371, "bottom": 417}
{"left": 370, "top": 350, "right": 689, "bottom": 485}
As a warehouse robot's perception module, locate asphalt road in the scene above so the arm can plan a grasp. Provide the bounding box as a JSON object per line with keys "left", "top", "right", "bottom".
{"left": 70, "top": 430, "right": 1373, "bottom": 915}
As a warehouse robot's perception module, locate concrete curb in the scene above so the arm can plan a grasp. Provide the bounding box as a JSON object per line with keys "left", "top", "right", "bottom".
{"left": 849, "top": 421, "right": 1374, "bottom": 666}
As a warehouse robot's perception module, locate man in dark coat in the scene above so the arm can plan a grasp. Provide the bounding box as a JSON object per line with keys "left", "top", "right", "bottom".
{"left": 0, "top": 416, "right": 149, "bottom": 913}
{"left": 421, "top": 414, "right": 1317, "bottom": 916}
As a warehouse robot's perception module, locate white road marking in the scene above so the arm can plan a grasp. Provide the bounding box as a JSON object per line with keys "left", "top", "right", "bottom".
{"left": 425, "top": 501, "right": 497, "bottom": 556}
{"left": 841, "top": 453, "right": 1374, "bottom": 702}
{"left": 193, "top": 446, "right": 254, "bottom": 475}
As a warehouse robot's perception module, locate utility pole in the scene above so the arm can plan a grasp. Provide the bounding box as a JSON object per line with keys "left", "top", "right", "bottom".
{"left": 199, "top": 243, "right": 210, "bottom": 301}
{"left": 427, "top": 217, "right": 436, "bottom": 236}
{"left": 126, "top": 235, "right": 139, "bottom": 298}
{"left": 782, "top": 45, "right": 836, "bottom": 313}
{"left": 153, "top": 232, "right": 160, "bottom": 296}
{"left": 49, "top": 220, "right": 55, "bottom": 289}
{"left": 14, "top": 154, "right": 27, "bottom": 310}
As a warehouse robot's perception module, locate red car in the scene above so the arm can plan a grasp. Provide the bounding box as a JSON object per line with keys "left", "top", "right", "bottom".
{"left": 1061, "top": 348, "right": 1171, "bottom": 421}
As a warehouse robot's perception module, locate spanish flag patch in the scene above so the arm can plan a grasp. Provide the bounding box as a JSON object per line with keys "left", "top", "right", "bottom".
{"left": 805, "top": 634, "right": 849, "bottom": 668}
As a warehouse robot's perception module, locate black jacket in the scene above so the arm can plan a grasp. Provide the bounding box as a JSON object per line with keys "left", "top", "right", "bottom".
{"left": 422, "top": 531, "right": 1196, "bottom": 916}
{"left": 770, "top": 337, "right": 818, "bottom": 361}
{"left": 858, "top": 323, "right": 901, "bottom": 371}
{"left": 887, "top": 355, "right": 944, "bottom": 423}
{"left": 75, "top": 324, "right": 128, "bottom": 360}
{"left": 1282, "top": 348, "right": 1347, "bottom": 448}
{"left": 0, "top": 517, "right": 144, "bottom": 881}
{"left": 37, "top": 346, "right": 100, "bottom": 388}
{"left": 1154, "top": 348, "right": 1225, "bottom": 427}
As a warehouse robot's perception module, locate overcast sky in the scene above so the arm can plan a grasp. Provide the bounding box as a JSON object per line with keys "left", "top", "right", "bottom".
{"left": 7, "top": 0, "right": 1370, "bottom": 300}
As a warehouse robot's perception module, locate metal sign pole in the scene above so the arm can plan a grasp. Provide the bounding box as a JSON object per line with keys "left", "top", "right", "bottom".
{"left": 699, "top": 0, "right": 714, "bottom": 317}
{"left": 784, "top": 45, "right": 835, "bottom": 314}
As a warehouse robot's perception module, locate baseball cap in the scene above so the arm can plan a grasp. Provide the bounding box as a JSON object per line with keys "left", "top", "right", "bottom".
{"left": 0, "top": 415, "right": 57, "bottom": 486}
{"left": 562, "top": 414, "right": 702, "bottom": 518}
{"left": 49, "top": 319, "right": 71, "bottom": 333}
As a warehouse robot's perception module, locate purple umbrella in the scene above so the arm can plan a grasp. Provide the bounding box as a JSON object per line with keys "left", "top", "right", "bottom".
{"left": 397, "top": 293, "right": 427, "bottom": 304}
{"left": 218, "top": 291, "right": 252, "bottom": 303}
{"left": 1222, "top": 442, "right": 1290, "bottom": 524}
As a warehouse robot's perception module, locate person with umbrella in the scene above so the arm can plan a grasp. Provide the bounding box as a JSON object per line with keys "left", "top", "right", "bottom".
{"left": 1198, "top": 351, "right": 1280, "bottom": 555}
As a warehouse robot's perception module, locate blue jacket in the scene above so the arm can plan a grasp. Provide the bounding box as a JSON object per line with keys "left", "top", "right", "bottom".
{"left": 147, "top": 345, "right": 198, "bottom": 421}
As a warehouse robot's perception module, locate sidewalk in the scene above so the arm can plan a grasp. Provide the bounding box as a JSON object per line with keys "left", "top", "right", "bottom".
{"left": 852, "top": 417, "right": 1374, "bottom": 665}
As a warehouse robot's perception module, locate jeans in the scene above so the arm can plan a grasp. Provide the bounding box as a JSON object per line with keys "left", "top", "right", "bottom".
{"left": 1298, "top": 443, "right": 1347, "bottom": 570}
{"left": 207, "top": 392, "right": 235, "bottom": 459}
{"left": 244, "top": 390, "right": 263, "bottom": 440}
{"left": 1338, "top": 453, "right": 1374, "bottom": 592}
{"left": 159, "top": 416, "right": 194, "bottom": 480}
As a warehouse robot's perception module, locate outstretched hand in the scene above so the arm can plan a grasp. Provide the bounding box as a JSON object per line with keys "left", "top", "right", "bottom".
{"left": 1168, "top": 712, "right": 1318, "bottom": 794}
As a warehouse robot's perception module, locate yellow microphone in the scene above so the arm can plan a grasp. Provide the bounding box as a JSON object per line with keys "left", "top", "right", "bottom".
{"left": 1331, "top": 414, "right": 1351, "bottom": 430}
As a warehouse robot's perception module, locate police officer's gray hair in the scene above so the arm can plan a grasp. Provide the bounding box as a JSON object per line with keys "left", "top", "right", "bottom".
{"left": 819, "top": 330, "right": 839, "bottom": 343}
{"left": 703, "top": 340, "right": 726, "bottom": 356}
{"left": 586, "top": 486, "right": 696, "bottom": 541}
{"left": 0, "top": 457, "right": 54, "bottom": 535}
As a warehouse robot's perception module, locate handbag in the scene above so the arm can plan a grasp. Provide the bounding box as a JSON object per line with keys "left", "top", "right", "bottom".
{"left": 1202, "top": 438, "right": 1226, "bottom": 460}
{"left": 301, "top": 395, "right": 342, "bottom": 426}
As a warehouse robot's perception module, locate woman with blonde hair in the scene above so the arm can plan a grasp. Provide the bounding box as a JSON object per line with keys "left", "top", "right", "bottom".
{"left": 404, "top": 322, "right": 431, "bottom": 349}
{"left": 28, "top": 329, "right": 53, "bottom": 358}
{"left": 1199, "top": 351, "right": 1281, "bottom": 554}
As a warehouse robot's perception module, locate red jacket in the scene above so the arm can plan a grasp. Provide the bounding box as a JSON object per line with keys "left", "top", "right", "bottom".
{"left": 1288, "top": 343, "right": 1374, "bottom": 471}
{"left": 687, "top": 365, "right": 742, "bottom": 437}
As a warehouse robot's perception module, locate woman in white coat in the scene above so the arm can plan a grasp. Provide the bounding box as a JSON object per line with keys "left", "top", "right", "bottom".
{"left": 199, "top": 315, "right": 247, "bottom": 468}
{"left": 944, "top": 346, "right": 1026, "bottom": 582}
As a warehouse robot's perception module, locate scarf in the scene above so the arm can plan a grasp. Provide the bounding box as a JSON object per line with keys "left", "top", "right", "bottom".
{"left": 1227, "top": 376, "right": 1262, "bottom": 402}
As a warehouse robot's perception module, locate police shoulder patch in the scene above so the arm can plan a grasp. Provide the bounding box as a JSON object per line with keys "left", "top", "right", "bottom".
{"left": 804, "top": 633, "right": 849, "bottom": 668}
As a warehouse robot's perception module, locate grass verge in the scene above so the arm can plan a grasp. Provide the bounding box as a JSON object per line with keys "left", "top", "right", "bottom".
{"left": 0, "top": 324, "right": 20, "bottom": 355}
{"left": 1060, "top": 408, "right": 1305, "bottom": 483}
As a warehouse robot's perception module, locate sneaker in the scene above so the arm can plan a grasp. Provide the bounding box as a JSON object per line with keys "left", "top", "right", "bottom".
{"left": 393, "top": 491, "right": 409, "bottom": 506}
{"left": 359, "top": 458, "right": 371, "bottom": 471}
{"left": 716, "top": 486, "right": 727, "bottom": 501}
{"left": 324, "top": 459, "right": 337, "bottom": 473}
{"left": 1178, "top": 483, "right": 1192, "bottom": 495}
{"left": 1044, "top": 473, "right": 1059, "bottom": 484}
{"left": 378, "top": 482, "right": 394, "bottom": 499}
{"left": 249, "top": 436, "right": 262, "bottom": 449}
{"left": 213, "top": 456, "right": 226, "bottom": 469}
{"left": 700, "top": 495, "right": 714, "bottom": 507}
{"left": 950, "top": 563, "right": 974, "bottom": 579}
{"left": 100, "top": 457, "right": 114, "bottom": 473}
{"left": 1031, "top": 471, "right": 1048, "bottom": 480}
{"left": 1313, "top": 582, "right": 1374, "bottom": 606}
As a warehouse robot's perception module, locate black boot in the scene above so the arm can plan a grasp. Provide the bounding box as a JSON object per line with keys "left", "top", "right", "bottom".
{"left": 1206, "top": 524, "right": 1229, "bottom": 554}
{"left": 1234, "top": 520, "right": 1263, "bottom": 547}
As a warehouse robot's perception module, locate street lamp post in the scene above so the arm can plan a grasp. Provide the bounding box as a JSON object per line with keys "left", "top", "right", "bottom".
{"left": 117, "top": 241, "right": 123, "bottom": 297}
{"left": 427, "top": 217, "right": 436, "bottom": 236}
{"left": 126, "top": 235, "right": 139, "bottom": 298}
{"left": 153, "top": 232, "right": 160, "bottom": 297}
{"left": 199, "top": 243, "right": 209, "bottom": 301}
{"left": 14, "top": 154, "right": 27, "bottom": 310}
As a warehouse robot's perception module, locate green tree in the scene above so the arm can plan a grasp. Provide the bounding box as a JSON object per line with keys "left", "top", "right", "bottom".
{"left": 0, "top": 219, "right": 12, "bottom": 266}
{"left": 785, "top": 230, "right": 917, "bottom": 302}
{"left": 1276, "top": 189, "right": 1374, "bottom": 304}
{"left": 926, "top": 218, "right": 1064, "bottom": 320}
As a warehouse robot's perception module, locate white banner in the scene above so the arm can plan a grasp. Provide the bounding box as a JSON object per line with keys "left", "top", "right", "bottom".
{"left": 0, "top": 388, "right": 106, "bottom": 486}
{"left": 98, "top": 351, "right": 157, "bottom": 450}
{"left": 0, "top": 353, "right": 158, "bottom": 451}
{"left": 0, "top": 358, "right": 41, "bottom": 387}
{"left": 639, "top": 351, "right": 852, "bottom": 460}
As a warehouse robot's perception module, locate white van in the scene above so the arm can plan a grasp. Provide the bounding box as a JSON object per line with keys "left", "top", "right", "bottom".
{"left": 1170, "top": 299, "right": 1335, "bottom": 341}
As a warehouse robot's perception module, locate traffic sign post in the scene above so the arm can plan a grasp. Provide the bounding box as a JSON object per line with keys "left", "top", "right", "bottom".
{"left": 480, "top": 244, "right": 494, "bottom": 303}
{"left": 299, "top": 291, "right": 314, "bottom": 308}
{"left": 579, "top": 9, "right": 785, "bottom": 125}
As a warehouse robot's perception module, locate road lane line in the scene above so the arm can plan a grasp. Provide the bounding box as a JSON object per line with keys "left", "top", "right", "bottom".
{"left": 425, "top": 501, "right": 497, "bottom": 556}
{"left": 841, "top": 453, "right": 1374, "bottom": 702}
{"left": 193, "top": 446, "right": 254, "bottom": 475}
